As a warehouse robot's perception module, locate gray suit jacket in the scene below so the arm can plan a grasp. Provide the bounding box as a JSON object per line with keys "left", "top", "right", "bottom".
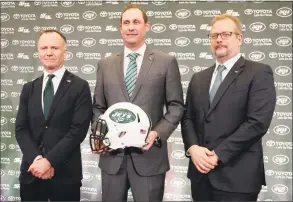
{"left": 92, "top": 47, "right": 184, "bottom": 176}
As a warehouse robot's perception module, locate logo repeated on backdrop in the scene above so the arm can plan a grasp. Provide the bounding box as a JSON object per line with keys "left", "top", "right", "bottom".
{"left": 276, "top": 7, "right": 292, "bottom": 18}
{"left": 0, "top": 2, "right": 291, "bottom": 201}
{"left": 1, "top": 13, "right": 10, "bottom": 22}
{"left": 151, "top": 24, "right": 166, "bottom": 33}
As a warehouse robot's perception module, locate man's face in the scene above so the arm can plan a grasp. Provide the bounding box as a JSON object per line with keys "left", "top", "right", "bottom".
{"left": 210, "top": 18, "right": 242, "bottom": 60}
{"left": 120, "top": 8, "right": 150, "bottom": 49}
{"left": 38, "top": 32, "right": 67, "bottom": 71}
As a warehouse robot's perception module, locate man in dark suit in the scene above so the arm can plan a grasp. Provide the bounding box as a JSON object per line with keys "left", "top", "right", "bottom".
{"left": 92, "top": 4, "right": 184, "bottom": 201}
{"left": 181, "top": 14, "right": 276, "bottom": 201}
{"left": 15, "top": 30, "right": 92, "bottom": 201}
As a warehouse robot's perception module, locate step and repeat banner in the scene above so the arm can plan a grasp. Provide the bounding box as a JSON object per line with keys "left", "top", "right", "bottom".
{"left": 1, "top": 0, "right": 292, "bottom": 201}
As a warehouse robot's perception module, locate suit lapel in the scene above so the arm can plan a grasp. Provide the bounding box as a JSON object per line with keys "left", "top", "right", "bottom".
{"left": 46, "top": 70, "right": 73, "bottom": 122}
{"left": 202, "top": 66, "right": 215, "bottom": 115}
{"left": 207, "top": 57, "right": 246, "bottom": 116}
{"left": 130, "top": 47, "right": 154, "bottom": 101}
{"left": 33, "top": 76, "right": 46, "bottom": 123}
{"left": 115, "top": 52, "right": 130, "bottom": 101}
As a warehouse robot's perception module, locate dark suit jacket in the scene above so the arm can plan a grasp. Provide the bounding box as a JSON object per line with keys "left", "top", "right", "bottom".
{"left": 15, "top": 70, "right": 92, "bottom": 184}
{"left": 92, "top": 47, "right": 185, "bottom": 176}
{"left": 181, "top": 57, "right": 276, "bottom": 193}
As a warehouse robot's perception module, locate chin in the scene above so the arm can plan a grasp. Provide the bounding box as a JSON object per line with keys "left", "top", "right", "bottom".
{"left": 126, "top": 40, "right": 137, "bottom": 44}
{"left": 216, "top": 51, "right": 228, "bottom": 58}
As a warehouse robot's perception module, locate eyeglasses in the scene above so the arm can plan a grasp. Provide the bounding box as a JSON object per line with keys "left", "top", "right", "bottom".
{"left": 208, "top": 32, "right": 240, "bottom": 40}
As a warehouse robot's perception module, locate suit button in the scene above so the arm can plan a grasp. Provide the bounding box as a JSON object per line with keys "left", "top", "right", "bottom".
{"left": 45, "top": 126, "right": 48, "bottom": 129}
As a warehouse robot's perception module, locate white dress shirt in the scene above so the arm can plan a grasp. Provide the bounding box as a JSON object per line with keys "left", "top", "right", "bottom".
{"left": 123, "top": 43, "right": 146, "bottom": 77}
{"left": 35, "top": 66, "right": 66, "bottom": 161}
{"left": 209, "top": 53, "right": 242, "bottom": 92}
{"left": 41, "top": 66, "right": 66, "bottom": 111}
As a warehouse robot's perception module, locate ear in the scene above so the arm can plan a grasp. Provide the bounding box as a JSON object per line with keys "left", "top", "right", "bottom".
{"left": 63, "top": 47, "right": 68, "bottom": 59}
{"left": 120, "top": 23, "right": 123, "bottom": 34}
{"left": 238, "top": 34, "right": 243, "bottom": 47}
{"left": 145, "top": 21, "right": 150, "bottom": 32}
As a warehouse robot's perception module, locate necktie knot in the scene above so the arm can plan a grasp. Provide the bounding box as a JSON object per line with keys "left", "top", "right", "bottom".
{"left": 128, "top": 53, "right": 139, "bottom": 61}
{"left": 217, "top": 64, "right": 226, "bottom": 73}
{"left": 48, "top": 74, "right": 55, "bottom": 80}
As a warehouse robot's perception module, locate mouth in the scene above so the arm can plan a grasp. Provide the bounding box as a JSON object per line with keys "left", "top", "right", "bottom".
{"left": 126, "top": 34, "right": 137, "bottom": 37}
{"left": 216, "top": 45, "right": 227, "bottom": 49}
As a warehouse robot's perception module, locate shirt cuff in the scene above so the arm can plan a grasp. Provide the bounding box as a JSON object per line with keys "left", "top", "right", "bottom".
{"left": 33, "top": 155, "right": 43, "bottom": 162}
{"left": 186, "top": 145, "right": 198, "bottom": 156}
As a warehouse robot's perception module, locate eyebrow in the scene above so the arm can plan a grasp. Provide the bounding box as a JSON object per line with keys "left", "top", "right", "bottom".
{"left": 123, "top": 19, "right": 140, "bottom": 22}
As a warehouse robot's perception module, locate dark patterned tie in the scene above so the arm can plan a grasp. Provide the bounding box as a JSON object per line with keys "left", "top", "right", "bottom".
{"left": 43, "top": 74, "right": 55, "bottom": 120}
{"left": 125, "top": 52, "right": 139, "bottom": 97}
{"left": 209, "top": 64, "right": 226, "bottom": 104}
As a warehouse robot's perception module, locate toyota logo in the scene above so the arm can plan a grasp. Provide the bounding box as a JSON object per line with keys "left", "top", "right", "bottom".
{"left": 99, "top": 38, "right": 107, "bottom": 45}
{"left": 100, "top": 11, "right": 108, "bottom": 17}
{"left": 269, "top": 23, "right": 278, "bottom": 29}
{"left": 269, "top": 52, "right": 278, "bottom": 58}
{"left": 77, "top": 25, "right": 85, "bottom": 31}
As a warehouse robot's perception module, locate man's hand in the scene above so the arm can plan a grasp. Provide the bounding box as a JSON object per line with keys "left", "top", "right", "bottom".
{"left": 92, "top": 141, "right": 113, "bottom": 155}
{"left": 92, "top": 131, "right": 113, "bottom": 155}
{"left": 40, "top": 167, "right": 55, "bottom": 180}
{"left": 28, "top": 158, "right": 51, "bottom": 178}
{"left": 141, "top": 131, "right": 158, "bottom": 151}
{"left": 208, "top": 150, "right": 220, "bottom": 165}
{"left": 189, "top": 145, "right": 218, "bottom": 174}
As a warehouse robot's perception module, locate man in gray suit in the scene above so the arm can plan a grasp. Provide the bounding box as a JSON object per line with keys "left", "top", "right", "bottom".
{"left": 92, "top": 4, "right": 184, "bottom": 201}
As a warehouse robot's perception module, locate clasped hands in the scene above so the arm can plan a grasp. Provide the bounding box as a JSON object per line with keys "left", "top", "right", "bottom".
{"left": 189, "top": 145, "right": 220, "bottom": 174}
{"left": 28, "top": 158, "right": 54, "bottom": 180}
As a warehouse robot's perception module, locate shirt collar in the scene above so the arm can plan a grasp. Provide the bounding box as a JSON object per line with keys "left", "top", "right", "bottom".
{"left": 124, "top": 43, "right": 146, "bottom": 59}
{"left": 43, "top": 66, "right": 66, "bottom": 80}
{"left": 215, "top": 53, "right": 242, "bottom": 72}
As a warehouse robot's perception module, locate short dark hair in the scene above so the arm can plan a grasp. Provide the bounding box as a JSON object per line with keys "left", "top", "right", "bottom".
{"left": 38, "top": 29, "right": 67, "bottom": 43}
{"left": 120, "top": 4, "right": 148, "bottom": 24}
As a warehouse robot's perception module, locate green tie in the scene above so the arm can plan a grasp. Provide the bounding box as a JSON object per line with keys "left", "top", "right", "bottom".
{"left": 209, "top": 64, "right": 226, "bottom": 104}
{"left": 125, "top": 52, "right": 139, "bottom": 97}
{"left": 43, "top": 74, "right": 55, "bottom": 120}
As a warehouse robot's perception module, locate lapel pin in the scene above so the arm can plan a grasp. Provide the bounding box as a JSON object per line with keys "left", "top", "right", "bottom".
{"left": 149, "top": 57, "right": 152, "bottom": 60}
{"left": 235, "top": 71, "right": 239, "bottom": 73}
{"left": 66, "top": 80, "right": 71, "bottom": 83}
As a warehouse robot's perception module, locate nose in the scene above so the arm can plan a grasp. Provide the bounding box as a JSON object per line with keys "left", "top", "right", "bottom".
{"left": 128, "top": 23, "right": 135, "bottom": 31}
{"left": 216, "top": 34, "right": 223, "bottom": 42}
{"left": 46, "top": 48, "right": 53, "bottom": 56}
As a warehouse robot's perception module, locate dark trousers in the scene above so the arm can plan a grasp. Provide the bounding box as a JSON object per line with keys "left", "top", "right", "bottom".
{"left": 20, "top": 178, "right": 81, "bottom": 201}
{"left": 102, "top": 152, "right": 165, "bottom": 201}
{"left": 191, "top": 175, "right": 259, "bottom": 201}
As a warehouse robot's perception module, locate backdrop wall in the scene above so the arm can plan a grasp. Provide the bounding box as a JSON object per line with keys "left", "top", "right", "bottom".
{"left": 1, "top": 0, "right": 292, "bottom": 201}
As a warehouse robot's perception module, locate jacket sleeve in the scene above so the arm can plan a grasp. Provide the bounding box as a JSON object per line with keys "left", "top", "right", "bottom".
{"left": 15, "top": 83, "right": 42, "bottom": 165}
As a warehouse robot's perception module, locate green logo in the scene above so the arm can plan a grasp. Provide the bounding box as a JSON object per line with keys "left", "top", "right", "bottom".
{"left": 109, "top": 108, "right": 136, "bottom": 123}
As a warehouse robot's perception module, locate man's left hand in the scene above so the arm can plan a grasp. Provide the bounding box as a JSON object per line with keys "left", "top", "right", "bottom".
{"left": 208, "top": 150, "right": 220, "bottom": 166}
{"left": 28, "top": 158, "right": 51, "bottom": 178}
{"left": 141, "top": 131, "right": 158, "bottom": 151}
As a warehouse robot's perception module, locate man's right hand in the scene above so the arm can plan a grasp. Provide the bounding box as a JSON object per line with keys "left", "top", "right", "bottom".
{"left": 92, "top": 142, "right": 113, "bottom": 155}
{"left": 92, "top": 136, "right": 113, "bottom": 154}
{"left": 41, "top": 167, "right": 54, "bottom": 180}
{"left": 189, "top": 145, "right": 218, "bottom": 174}
{"left": 91, "top": 130, "right": 113, "bottom": 154}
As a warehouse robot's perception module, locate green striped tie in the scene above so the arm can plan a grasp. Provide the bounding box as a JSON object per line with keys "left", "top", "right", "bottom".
{"left": 125, "top": 53, "right": 139, "bottom": 97}
{"left": 43, "top": 74, "right": 55, "bottom": 120}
